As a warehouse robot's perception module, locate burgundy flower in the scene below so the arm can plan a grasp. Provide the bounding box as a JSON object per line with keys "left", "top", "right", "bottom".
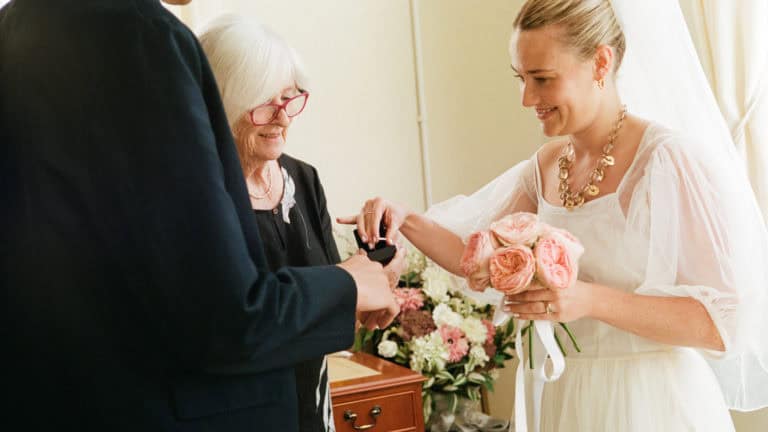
{"left": 399, "top": 309, "right": 436, "bottom": 341}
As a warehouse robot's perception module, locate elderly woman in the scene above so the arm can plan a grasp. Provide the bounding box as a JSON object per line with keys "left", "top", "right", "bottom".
{"left": 199, "top": 15, "right": 404, "bottom": 432}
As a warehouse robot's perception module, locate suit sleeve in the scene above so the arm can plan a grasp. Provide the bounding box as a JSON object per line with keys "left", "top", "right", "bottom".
{"left": 105, "top": 13, "right": 356, "bottom": 371}
{"left": 313, "top": 166, "right": 342, "bottom": 264}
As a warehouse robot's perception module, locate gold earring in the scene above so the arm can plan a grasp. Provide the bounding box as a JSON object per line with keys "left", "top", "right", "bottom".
{"left": 597, "top": 78, "right": 605, "bottom": 89}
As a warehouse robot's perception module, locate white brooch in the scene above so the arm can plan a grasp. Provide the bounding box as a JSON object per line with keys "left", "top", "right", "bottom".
{"left": 280, "top": 167, "right": 296, "bottom": 224}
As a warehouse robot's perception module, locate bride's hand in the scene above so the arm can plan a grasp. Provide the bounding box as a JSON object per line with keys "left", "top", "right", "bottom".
{"left": 502, "top": 280, "right": 595, "bottom": 322}
{"left": 337, "top": 197, "right": 412, "bottom": 249}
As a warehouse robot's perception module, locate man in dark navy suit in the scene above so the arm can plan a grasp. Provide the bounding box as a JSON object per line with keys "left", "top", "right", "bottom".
{"left": 0, "top": 0, "right": 401, "bottom": 430}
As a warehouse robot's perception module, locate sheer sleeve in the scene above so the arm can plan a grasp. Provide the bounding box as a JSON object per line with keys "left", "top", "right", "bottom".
{"left": 423, "top": 155, "right": 538, "bottom": 304}
{"left": 624, "top": 127, "right": 768, "bottom": 409}
{"left": 425, "top": 156, "right": 538, "bottom": 241}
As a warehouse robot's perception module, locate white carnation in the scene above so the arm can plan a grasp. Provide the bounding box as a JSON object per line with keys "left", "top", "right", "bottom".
{"left": 377, "top": 340, "right": 398, "bottom": 358}
{"left": 469, "top": 345, "right": 490, "bottom": 367}
{"left": 460, "top": 317, "right": 488, "bottom": 345}
{"left": 421, "top": 264, "right": 451, "bottom": 302}
{"left": 433, "top": 303, "right": 463, "bottom": 328}
{"left": 409, "top": 332, "right": 449, "bottom": 373}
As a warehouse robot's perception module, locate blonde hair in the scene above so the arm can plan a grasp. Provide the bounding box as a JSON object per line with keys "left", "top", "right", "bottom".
{"left": 513, "top": 0, "right": 625, "bottom": 72}
{"left": 199, "top": 14, "right": 309, "bottom": 127}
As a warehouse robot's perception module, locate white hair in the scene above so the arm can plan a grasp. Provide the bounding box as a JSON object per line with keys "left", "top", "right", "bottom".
{"left": 198, "top": 14, "right": 309, "bottom": 127}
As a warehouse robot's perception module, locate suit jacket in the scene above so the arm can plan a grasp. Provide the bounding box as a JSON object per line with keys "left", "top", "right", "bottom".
{"left": 0, "top": 1, "right": 356, "bottom": 430}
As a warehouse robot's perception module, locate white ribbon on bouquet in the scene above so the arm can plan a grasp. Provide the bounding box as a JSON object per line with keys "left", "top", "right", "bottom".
{"left": 493, "top": 310, "right": 565, "bottom": 432}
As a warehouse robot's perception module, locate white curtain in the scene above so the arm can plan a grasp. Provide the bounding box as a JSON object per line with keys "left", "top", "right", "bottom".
{"left": 680, "top": 0, "right": 768, "bottom": 222}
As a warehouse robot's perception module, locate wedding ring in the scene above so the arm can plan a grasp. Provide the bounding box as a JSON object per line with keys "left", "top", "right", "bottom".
{"left": 545, "top": 302, "right": 555, "bottom": 315}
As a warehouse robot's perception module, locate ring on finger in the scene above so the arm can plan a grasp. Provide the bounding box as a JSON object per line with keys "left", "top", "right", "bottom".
{"left": 545, "top": 302, "right": 555, "bottom": 315}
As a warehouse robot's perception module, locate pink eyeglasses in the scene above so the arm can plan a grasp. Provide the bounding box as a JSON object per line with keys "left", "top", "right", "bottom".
{"left": 248, "top": 91, "right": 309, "bottom": 126}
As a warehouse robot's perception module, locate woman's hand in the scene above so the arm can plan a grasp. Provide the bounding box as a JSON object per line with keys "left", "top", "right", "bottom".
{"left": 337, "top": 197, "right": 412, "bottom": 249}
{"left": 503, "top": 280, "right": 595, "bottom": 322}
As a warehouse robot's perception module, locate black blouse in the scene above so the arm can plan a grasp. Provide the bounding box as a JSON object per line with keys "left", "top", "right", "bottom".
{"left": 252, "top": 154, "right": 341, "bottom": 432}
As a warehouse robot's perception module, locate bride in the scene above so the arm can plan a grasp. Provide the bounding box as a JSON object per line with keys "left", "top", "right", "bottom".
{"left": 341, "top": 0, "right": 768, "bottom": 431}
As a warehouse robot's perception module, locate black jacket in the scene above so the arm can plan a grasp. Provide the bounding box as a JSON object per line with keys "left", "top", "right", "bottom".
{"left": 0, "top": 1, "right": 356, "bottom": 430}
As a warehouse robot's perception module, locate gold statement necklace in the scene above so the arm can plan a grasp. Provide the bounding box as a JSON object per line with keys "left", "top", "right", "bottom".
{"left": 557, "top": 105, "right": 627, "bottom": 210}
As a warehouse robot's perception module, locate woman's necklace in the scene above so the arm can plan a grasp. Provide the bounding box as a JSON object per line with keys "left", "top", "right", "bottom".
{"left": 248, "top": 164, "right": 273, "bottom": 200}
{"left": 557, "top": 105, "right": 627, "bottom": 210}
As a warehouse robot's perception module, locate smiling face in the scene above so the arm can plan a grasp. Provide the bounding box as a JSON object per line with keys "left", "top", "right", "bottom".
{"left": 510, "top": 25, "right": 602, "bottom": 137}
{"left": 233, "top": 86, "right": 302, "bottom": 167}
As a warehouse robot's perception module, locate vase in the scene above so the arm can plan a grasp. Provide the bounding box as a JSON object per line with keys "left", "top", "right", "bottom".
{"left": 427, "top": 392, "right": 510, "bottom": 432}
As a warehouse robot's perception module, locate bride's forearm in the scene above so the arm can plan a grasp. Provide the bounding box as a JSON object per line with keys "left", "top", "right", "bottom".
{"left": 589, "top": 283, "right": 725, "bottom": 352}
{"left": 400, "top": 213, "right": 466, "bottom": 276}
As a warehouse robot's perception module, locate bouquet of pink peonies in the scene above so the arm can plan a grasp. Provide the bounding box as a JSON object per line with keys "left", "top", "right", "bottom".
{"left": 459, "top": 212, "right": 583, "bottom": 364}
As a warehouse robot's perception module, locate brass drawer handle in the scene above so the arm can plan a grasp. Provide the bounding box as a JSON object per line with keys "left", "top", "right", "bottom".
{"left": 343, "top": 405, "right": 382, "bottom": 431}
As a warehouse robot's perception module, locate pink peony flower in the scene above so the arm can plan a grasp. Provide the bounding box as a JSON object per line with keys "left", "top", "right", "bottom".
{"left": 540, "top": 224, "right": 584, "bottom": 262}
{"left": 482, "top": 319, "right": 496, "bottom": 345}
{"left": 460, "top": 230, "right": 496, "bottom": 291}
{"left": 439, "top": 325, "right": 469, "bottom": 363}
{"left": 534, "top": 234, "right": 578, "bottom": 290}
{"left": 490, "top": 212, "right": 541, "bottom": 247}
{"left": 393, "top": 288, "right": 425, "bottom": 312}
{"left": 489, "top": 245, "right": 536, "bottom": 294}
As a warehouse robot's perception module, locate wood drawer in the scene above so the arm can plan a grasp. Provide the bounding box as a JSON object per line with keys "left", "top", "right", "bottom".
{"left": 330, "top": 352, "right": 426, "bottom": 432}
{"left": 333, "top": 387, "right": 420, "bottom": 432}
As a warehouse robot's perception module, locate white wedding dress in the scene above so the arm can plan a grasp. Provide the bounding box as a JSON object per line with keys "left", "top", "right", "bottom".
{"left": 530, "top": 123, "right": 734, "bottom": 431}
{"left": 427, "top": 121, "right": 763, "bottom": 431}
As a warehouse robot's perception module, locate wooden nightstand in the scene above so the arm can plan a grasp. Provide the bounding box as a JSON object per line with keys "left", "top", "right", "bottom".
{"left": 330, "top": 352, "right": 426, "bottom": 432}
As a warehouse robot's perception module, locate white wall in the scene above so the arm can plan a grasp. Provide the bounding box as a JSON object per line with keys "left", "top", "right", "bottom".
{"left": 167, "top": 0, "right": 427, "bottom": 218}
{"left": 417, "top": 0, "right": 543, "bottom": 204}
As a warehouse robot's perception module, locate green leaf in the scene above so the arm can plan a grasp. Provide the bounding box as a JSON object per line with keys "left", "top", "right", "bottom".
{"left": 468, "top": 372, "right": 486, "bottom": 384}
{"left": 436, "top": 370, "right": 454, "bottom": 382}
{"left": 423, "top": 392, "right": 433, "bottom": 422}
{"left": 453, "top": 374, "right": 467, "bottom": 386}
{"left": 505, "top": 317, "right": 516, "bottom": 336}
{"left": 467, "top": 386, "right": 481, "bottom": 401}
{"left": 448, "top": 393, "right": 458, "bottom": 413}
{"left": 423, "top": 376, "right": 435, "bottom": 389}
{"left": 442, "top": 385, "right": 458, "bottom": 392}
{"left": 485, "top": 378, "right": 495, "bottom": 392}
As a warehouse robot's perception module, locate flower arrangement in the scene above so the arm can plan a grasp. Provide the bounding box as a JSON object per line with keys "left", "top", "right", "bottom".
{"left": 333, "top": 226, "right": 516, "bottom": 423}
{"left": 460, "top": 212, "right": 583, "bottom": 366}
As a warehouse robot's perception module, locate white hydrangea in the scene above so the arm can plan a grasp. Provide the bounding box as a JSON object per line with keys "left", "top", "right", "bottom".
{"left": 432, "top": 303, "right": 463, "bottom": 328}
{"left": 460, "top": 317, "right": 488, "bottom": 345}
{"left": 409, "top": 332, "right": 450, "bottom": 373}
{"left": 421, "top": 264, "right": 451, "bottom": 302}
{"left": 405, "top": 245, "right": 427, "bottom": 275}
{"left": 469, "top": 345, "right": 490, "bottom": 368}
{"left": 377, "top": 340, "right": 398, "bottom": 358}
